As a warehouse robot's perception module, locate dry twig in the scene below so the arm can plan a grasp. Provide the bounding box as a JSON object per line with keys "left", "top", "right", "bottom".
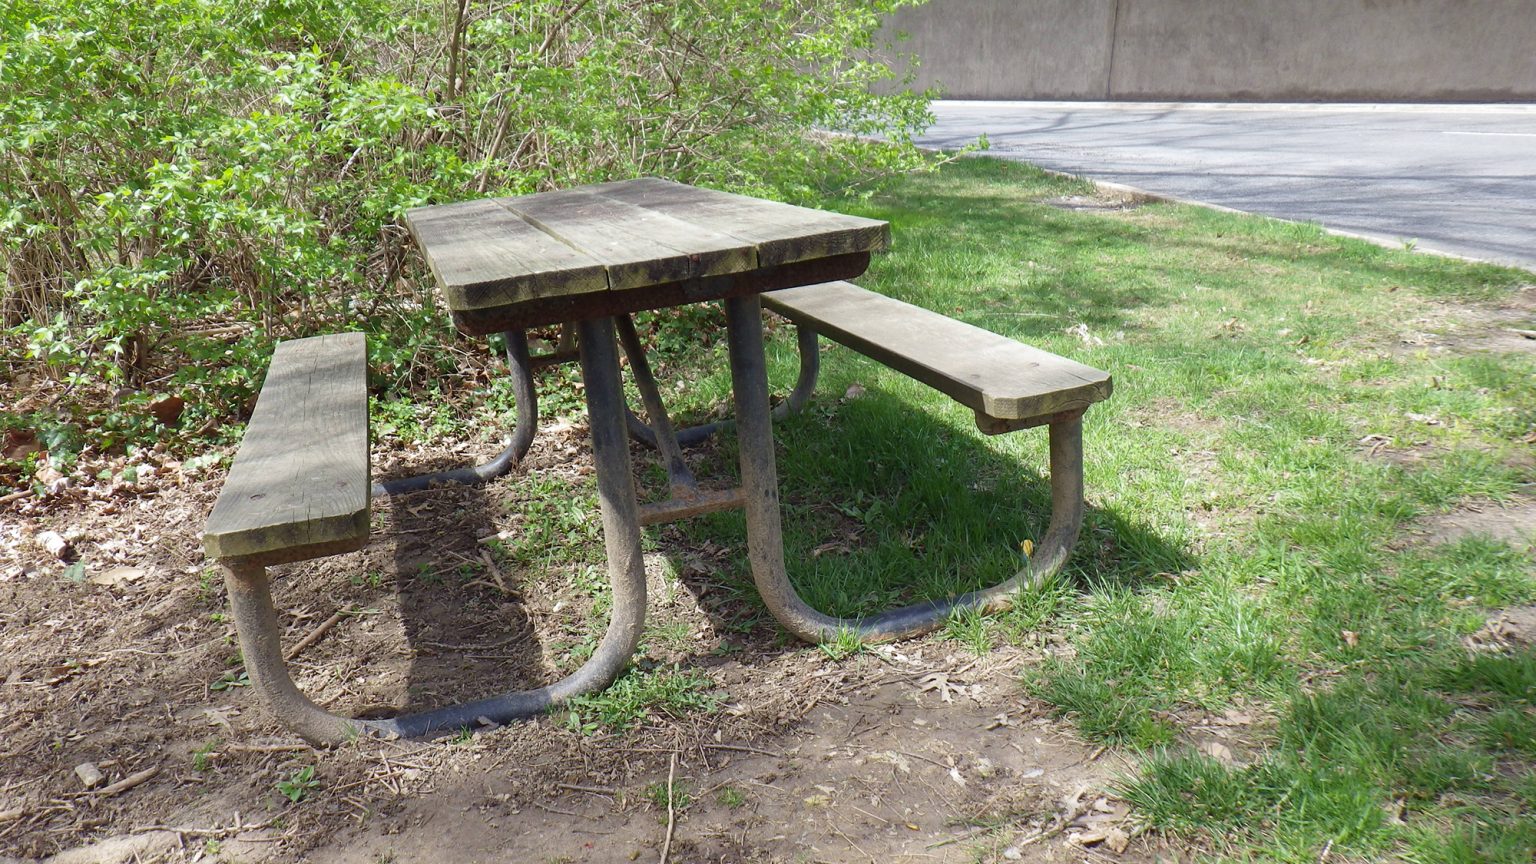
{"left": 284, "top": 609, "right": 348, "bottom": 661}
{"left": 90, "top": 766, "right": 160, "bottom": 798}
{"left": 659, "top": 752, "right": 677, "bottom": 864}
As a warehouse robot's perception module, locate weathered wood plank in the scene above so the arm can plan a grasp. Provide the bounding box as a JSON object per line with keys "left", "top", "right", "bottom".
{"left": 405, "top": 198, "right": 608, "bottom": 312}
{"left": 763, "top": 281, "right": 1112, "bottom": 420}
{"left": 203, "top": 333, "right": 371, "bottom": 563}
{"left": 593, "top": 178, "right": 890, "bottom": 267}
{"left": 501, "top": 187, "right": 757, "bottom": 290}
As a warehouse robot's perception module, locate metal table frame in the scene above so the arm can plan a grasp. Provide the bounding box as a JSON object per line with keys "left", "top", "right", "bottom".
{"left": 220, "top": 182, "right": 1086, "bottom": 742}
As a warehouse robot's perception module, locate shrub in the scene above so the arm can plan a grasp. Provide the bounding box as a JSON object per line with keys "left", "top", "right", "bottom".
{"left": 1, "top": 0, "right": 932, "bottom": 455}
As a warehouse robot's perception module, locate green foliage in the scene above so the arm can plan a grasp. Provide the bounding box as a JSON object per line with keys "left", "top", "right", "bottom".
{"left": 643, "top": 779, "right": 692, "bottom": 811}
{"left": 562, "top": 665, "right": 718, "bottom": 733}
{"left": 1, "top": 0, "right": 933, "bottom": 452}
{"left": 275, "top": 764, "right": 320, "bottom": 803}
{"left": 716, "top": 785, "right": 747, "bottom": 808}
{"left": 191, "top": 739, "right": 221, "bottom": 772}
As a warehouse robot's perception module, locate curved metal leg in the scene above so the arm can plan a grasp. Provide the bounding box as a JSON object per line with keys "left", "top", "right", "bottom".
{"left": 726, "top": 294, "right": 1085, "bottom": 644}
{"left": 229, "top": 317, "right": 648, "bottom": 744}
{"left": 372, "top": 330, "right": 538, "bottom": 496}
{"left": 627, "top": 322, "right": 821, "bottom": 449}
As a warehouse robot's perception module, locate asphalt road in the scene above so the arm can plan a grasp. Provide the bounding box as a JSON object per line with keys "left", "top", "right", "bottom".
{"left": 917, "top": 101, "right": 1536, "bottom": 272}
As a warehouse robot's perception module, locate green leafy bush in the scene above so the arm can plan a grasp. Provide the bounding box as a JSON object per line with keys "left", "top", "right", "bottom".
{"left": 1, "top": 0, "right": 931, "bottom": 456}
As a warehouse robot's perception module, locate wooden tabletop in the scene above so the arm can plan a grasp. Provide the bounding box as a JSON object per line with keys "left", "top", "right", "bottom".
{"left": 405, "top": 178, "right": 889, "bottom": 333}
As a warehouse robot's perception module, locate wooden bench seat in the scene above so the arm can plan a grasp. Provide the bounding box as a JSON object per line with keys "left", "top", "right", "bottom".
{"left": 203, "top": 332, "right": 371, "bottom": 566}
{"left": 762, "top": 281, "right": 1112, "bottom": 431}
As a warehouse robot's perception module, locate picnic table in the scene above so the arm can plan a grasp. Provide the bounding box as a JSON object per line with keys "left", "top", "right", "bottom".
{"left": 203, "top": 179, "right": 1110, "bottom": 743}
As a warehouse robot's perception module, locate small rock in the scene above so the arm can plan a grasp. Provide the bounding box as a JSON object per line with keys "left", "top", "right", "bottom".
{"left": 36, "top": 531, "right": 71, "bottom": 560}
{"left": 75, "top": 762, "right": 104, "bottom": 789}
{"left": 1002, "top": 846, "right": 1023, "bottom": 860}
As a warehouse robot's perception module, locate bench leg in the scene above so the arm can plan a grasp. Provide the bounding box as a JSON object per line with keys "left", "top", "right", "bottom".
{"left": 728, "top": 293, "right": 1086, "bottom": 643}
{"left": 372, "top": 329, "right": 539, "bottom": 496}
{"left": 227, "top": 318, "right": 649, "bottom": 744}
{"left": 626, "top": 321, "right": 820, "bottom": 449}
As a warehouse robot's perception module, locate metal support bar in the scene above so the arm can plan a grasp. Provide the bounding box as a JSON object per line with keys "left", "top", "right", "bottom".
{"left": 728, "top": 293, "right": 1087, "bottom": 644}
{"left": 373, "top": 330, "right": 538, "bottom": 496}
{"left": 616, "top": 315, "right": 698, "bottom": 497}
{"left": 627, "top": 321, "right": 821, "bottom": 449}
{"left": 637, "top": 487, "right": 748, "bottom": 526}
{"left": 226, "top": 317, "right": 648, "bottom": 744}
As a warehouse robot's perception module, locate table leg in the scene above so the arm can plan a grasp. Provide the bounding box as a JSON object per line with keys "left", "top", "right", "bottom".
{"left": 726, "top": 295, "right": 1085, "bottom": 644}
{"left": 372, "top": 329, "right": 539, "bottom": 496}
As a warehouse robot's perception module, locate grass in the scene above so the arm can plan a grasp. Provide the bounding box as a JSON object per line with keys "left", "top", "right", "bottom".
{"left": 493, "top": 156, "right": 1534, "bottom": 860}
{"left": 561, "top": 665, "right": 720, "bottom": 734}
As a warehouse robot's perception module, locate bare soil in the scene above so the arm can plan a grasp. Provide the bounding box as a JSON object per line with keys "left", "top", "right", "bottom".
{"left": 0, "top": 425, "right": 1159, "bottom": 864}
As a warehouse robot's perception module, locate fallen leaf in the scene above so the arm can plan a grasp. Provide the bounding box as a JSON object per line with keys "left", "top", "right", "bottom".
{"left": 1341, "top": 629, "right": 1360, "bottom": 648}
{"left": 149, "top": 394, "right": 185, "bottom": 426}
{"left": 2, "top": 429, "right": 40, "bottom": 460}
{"left": 1199, "top": 741, "right": 1235, "bottom": 764}
{"left": 89, "top": 567, "right": 146, "bottom": 587}
{"left": 917, "top": 671, "right": 954, "bottom": 703}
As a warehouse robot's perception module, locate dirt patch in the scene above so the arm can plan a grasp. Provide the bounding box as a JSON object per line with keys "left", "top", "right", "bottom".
{"left": 304, "top": 656, "right": 1149, "bottom": 864}
{"left": 1413, "top": 497, "right": 1536, "bottom": 550}
{"left": 1043, "top": 193, "right": 1147, "bottom": 214}
{"left": 1435, "top": 283, "right": 1536, "bottom": 356}
{"left": 0, "top": 425, "right": 1160, "bottom": 863}
{"left": 1467, "top": 606, "right": 1536, "bottom": 652}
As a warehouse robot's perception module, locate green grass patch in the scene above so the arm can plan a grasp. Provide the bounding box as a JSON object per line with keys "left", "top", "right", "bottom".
{"left": 809, "top": 158, "right": 1533, "bottom": 859}
{"left": 561, "top": 665, "right": 720, "bottom": 734}
{"left": 501, "top": 156, "right": 1534, "bottom": 859}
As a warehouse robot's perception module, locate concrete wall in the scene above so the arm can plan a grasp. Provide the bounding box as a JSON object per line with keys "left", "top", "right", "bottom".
{"left": 883, "top": 0, "right": 1536, "bottom": 102}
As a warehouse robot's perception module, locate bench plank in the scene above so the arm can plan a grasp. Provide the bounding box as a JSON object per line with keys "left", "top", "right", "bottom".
{"left": 763, "top": 282, "right": 1111, "bottom": 421}
{"left": 203, "top": 333, "right": 371, "bottom": 563}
